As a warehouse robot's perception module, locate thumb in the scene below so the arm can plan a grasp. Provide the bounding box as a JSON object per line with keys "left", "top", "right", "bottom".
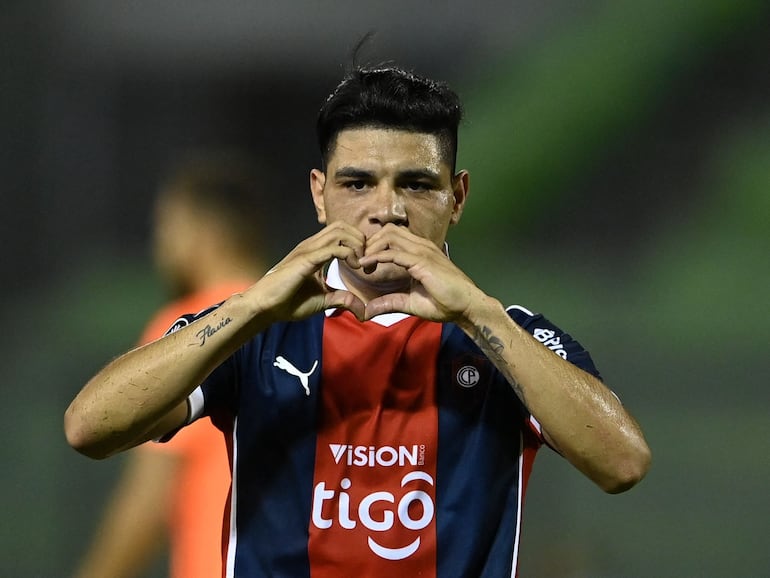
{"left": 364, "top": 293, "right": 409, "bottom": 320}
{"left": 324, "top": 290, "right": 366, "bottom": 321}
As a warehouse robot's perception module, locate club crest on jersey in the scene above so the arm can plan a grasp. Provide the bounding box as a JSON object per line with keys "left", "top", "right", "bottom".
{"left": 451, "top": 354, "right": 487, "bottom": 389}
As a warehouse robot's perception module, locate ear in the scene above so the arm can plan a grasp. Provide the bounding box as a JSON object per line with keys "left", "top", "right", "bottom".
{"left": 309, "top": 169, "right": 327, "bottom": 224}
{"left": 449, "top": 170, "right": 469, "bottom": 225}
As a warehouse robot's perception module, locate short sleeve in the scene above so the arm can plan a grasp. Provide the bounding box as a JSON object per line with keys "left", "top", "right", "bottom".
{"left": 506, "top": 304, "right": 602, "bottom": 380}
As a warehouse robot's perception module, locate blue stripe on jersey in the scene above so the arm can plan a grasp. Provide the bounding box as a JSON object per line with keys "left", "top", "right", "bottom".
{"left": 191, "top": 305, "right": 600, "bottom": 577}
{"left": 204, "top": 314, "right": 325, "bottom": 577}
{"left": 435, "top": 322, "right": 530, "bottom": 576}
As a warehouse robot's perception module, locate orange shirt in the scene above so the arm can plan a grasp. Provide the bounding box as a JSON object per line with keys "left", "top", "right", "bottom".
{"left": 140, "top": 282, "right": 250, "bottom": 578}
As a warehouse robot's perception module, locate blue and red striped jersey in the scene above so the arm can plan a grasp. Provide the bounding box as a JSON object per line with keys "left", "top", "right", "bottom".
{"left": 167, "top": 270, "right": 601, "bottom": 578}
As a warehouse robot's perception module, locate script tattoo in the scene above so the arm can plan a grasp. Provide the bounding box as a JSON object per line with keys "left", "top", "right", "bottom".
{"left": 196, "top": 317, "right": 232, "bottom": 346}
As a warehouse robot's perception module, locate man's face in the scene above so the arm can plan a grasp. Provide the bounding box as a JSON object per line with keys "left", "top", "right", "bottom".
{"left": 310, "top": 127, "right": 468, "bottom": 294}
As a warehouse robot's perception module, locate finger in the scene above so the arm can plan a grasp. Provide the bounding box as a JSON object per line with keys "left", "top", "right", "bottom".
{"left": 363, "top": 240, "right": 441, "bottom": 270}
{"left": 318, "top": 233, "right": 365, "bottom": 259}
{"left": 328, "top": 225, "right": 367, "bottom": 268}
{"left": 291, "top": 227, "right": 365, "bottom": 271}
{"left": 324, "top": 290, "right": 366, "bottom": 321}
{"left": 337, "top": 236, "right": 365, "bottom": 269}
{"left": 359, "top": 247, "right": 426, "bottom": 273}
{"left": 365, "top": 224, "right": 433, "bottom": 253}
{"left": 364, "top": 293, "right": 409, "bottom": 319}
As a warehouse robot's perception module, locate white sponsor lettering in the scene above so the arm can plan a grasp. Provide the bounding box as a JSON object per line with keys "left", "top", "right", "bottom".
{"left": 311, "top": 471, "right": 435, "bottom": 560}
{"left": 368, "top": 536, "right": 420, "bottom": 560}
{"left": 328, "top": 444, "right": 419, "bottom": 467}
{"left": 532, "top": 328, "right": 568, "bottom": 359}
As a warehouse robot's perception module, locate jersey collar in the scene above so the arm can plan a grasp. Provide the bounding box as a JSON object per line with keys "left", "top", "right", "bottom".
{"left": 324, "top": 259, "right": 409, "bottom": 327}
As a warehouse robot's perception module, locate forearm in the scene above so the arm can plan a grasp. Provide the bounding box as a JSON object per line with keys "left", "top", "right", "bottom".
{"left": 458, "top": 295, "right": 651, "bottom": 493}
{"left": 65, "top": 223, "right": 368, "bottom": 459}
{"left": 65, "top": 292, "right": 267, "bottom": 458}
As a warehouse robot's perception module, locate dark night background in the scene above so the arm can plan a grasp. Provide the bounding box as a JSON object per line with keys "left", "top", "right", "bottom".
{"left": 2, "top": 1, "right": 768, "bottom": 576}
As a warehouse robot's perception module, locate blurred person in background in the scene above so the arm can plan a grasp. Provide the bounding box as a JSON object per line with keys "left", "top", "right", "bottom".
{"left": 66, "top": 66, "right": 650, "bottom": 577}
{"left": 73, "top": 151, "right": 269, "bottom": 578}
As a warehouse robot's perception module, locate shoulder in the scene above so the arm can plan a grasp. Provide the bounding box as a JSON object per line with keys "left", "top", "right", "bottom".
{"left": 505, "top": 304, "right": 602, "bottom": 378}
{"left": 505, "top": 304, "right": 537, "bottom": 323}
{"left": 505, "top": 303, "right": 566, "bottom": 336}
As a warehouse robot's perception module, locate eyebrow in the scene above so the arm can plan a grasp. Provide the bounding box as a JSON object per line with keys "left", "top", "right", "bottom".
{"left": 334, "top": 167, "right": 374, "bottom": 180}
{"left": 333, "top": 167, "right": 442, "bottom": 181}
{"left": 397, "top": 169, "right": 442, "bottom": 182}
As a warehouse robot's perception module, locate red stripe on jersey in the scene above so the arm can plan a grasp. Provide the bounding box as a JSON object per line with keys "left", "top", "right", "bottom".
{"left": 520, "top": 428, "right": 540, "bottom": 498}
{"left": 309, "top": 312, "right": 441, "bottom": 578}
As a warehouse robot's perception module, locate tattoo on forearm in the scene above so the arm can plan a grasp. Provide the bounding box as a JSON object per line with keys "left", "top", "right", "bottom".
{"left": 478, "top": 325, "right": 505, "bottom": 355}
{"left": 476, "top": 325, "right": 526, "bottom": 403}
{"left": 196, "top": 317, "right": 232, "bottom": 346}
{"left": 508, "top": 376, "right": 526, "bottom": 404}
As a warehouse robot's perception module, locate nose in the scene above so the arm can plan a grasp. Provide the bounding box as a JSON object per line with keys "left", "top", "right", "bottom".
{"left": 369, "top": 186, "right": 408, "bottom": 227}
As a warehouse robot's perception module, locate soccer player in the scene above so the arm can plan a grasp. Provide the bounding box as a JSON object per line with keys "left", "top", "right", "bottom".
{"left": 72, "top": 152, "right": 268, "bottom": 578}
{"left": 65, "top": 67, "right": 651, "bottom": 577}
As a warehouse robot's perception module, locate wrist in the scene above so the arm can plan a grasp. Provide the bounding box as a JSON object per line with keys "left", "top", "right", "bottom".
{"left": 455, "top": 293, "right": 506, "bottom": 337}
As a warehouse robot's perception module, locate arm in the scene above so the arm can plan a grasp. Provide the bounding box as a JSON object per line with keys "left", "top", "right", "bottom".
{"left": 72, "top": 448, "right": 177, "bottom": 578}
{"left": 361, "top": 225, "right": 651, "bottom": 493}
{"left": 64, "top": 222, "right": 368, "bottom": 459}
{"left": 458, "top": 297, "right": 650, "bottom": 493}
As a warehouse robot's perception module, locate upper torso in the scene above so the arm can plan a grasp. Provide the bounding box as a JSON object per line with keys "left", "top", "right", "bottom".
{"left": 178, "top": 301, "right": 599, "bottom": 578}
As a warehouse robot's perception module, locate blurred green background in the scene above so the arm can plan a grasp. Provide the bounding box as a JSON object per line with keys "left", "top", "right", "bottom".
{"left": 1, "top": 1, "right": 767, "bottom": 576}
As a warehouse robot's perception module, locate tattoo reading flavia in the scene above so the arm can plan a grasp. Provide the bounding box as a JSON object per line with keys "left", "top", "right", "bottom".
{"left": 196, "top": 317, "right": 232, "bottom": 346}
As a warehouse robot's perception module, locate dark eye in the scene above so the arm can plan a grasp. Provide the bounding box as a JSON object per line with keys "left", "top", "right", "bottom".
{"left": 346, "top": 180, "right": 368, "bottom": 191}
{"left": 404, "top": 181, "right": 430, "bottom": 192}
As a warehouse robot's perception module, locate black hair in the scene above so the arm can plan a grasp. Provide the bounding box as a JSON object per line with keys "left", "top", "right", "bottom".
{"left": 316, "top": 66, "right": 463, "bottom": 170}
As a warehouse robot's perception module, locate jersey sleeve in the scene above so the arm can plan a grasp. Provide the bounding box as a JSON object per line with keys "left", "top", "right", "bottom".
{"left": 506, "top": 304, "right": 604, "bottom": 441}
{"left": 506, "top": 304, "right": 602, "bottom": 379}
{"left": 159, "top": 303, "right": 221, "bottom": 339}
{"left": 155, "top": 302, "right": 239, "bottom": 440}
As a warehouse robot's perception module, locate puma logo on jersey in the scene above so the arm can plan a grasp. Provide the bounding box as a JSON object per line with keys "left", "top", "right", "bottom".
{"left": 274, "top": 356, "right": 318, "bottom": 396}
